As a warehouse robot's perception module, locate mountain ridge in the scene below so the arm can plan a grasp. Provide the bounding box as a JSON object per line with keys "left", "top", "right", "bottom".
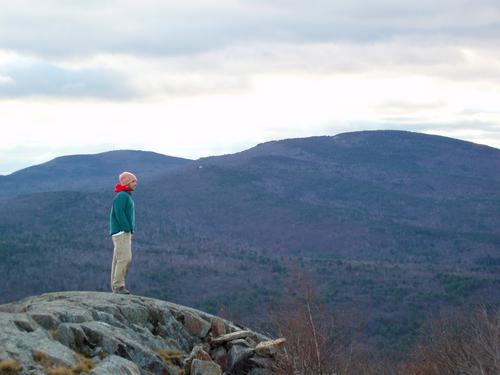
{"left": 0, "top": 129, "right": 498, "bottom": 355}
{"left": 0, "top": 150, "right": 192, "bottom": 199}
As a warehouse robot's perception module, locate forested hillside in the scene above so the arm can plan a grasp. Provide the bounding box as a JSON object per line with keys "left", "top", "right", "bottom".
{"left": 1, "top": 130, "right": 498, "bottom": 357}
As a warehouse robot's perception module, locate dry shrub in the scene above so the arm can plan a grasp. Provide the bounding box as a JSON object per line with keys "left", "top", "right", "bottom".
{"left": 33, "top": 351, "right": 52, "bottom": 369}
{"left": 403, "top": 307, "right": 500, "bottom": 375}
{"left": 33, "top": 351, "right": 95, "bottom": 374}
{"left": 73, "top": 354, "right": 95, "bottom": 373}
{"left": 0, "top": 359, "right": 23, "bottom": 374}
{"left": 154, "top": 348, "right": 185, "bottom": 367}
{"left": 49, "top": 329, "right": 59, "bottom": 339}
{"left": 267, "top": 265, "right": 353, "bottom": 375}
{"left": 47, "top": 367, "right": 74, "bottom": 375}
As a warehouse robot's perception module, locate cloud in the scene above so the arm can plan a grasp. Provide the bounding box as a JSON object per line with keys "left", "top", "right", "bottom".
{"left": 0, "top": 1, "right": 499, "bottom": 59}
{"left": 48, "top": 37, "right": 494, "bottom": 101}
{"left": 2, "top": 36, "right": 499, "bottom": 101}
{"left": 0, "top": 59, "right": 138, "bottom": 99}
{"left": 0, "top": 1, "right": 272, "bottom": 58}
{"left": 0, "top": 0, "right": 499, "bottom": 168}
{"left": 0, "top": 1, "right": 498, "bottom": 100}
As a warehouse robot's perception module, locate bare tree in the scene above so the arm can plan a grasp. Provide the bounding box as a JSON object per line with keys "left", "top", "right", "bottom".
{"left": 266, "top": 265, "right": 352, "bottom": 375}
{"left": 403, "top": 306, "right": 500, "bottom": 375}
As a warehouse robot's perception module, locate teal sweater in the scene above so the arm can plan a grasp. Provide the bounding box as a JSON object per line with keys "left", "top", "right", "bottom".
{"left": 109, "top": 191, "right": 135, "bottom": 235}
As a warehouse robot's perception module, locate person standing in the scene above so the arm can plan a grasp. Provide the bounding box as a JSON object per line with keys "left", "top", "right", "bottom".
{"left": 109, "top": 171, "right": 137, "bottom": 294}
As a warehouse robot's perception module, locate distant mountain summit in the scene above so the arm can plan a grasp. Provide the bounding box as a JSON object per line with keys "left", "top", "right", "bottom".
{"left": 201, "top": 130, "right": 499, "bottom": 173}
{"left": 0, "top": 150, "right": 192, "bottom": 199}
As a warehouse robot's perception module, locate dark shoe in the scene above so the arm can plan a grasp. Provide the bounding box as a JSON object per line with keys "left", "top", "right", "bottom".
{"left": 114, "top": 287, "right": 130, "bottom": 295}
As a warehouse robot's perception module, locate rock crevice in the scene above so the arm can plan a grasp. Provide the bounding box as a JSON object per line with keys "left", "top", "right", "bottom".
{"left": 0, "top": 292, "right": 285, "bottom": 375}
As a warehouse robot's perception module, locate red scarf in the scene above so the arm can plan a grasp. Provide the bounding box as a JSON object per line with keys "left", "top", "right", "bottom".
{"left": 115, "top": 184, "right": 132, "bottom": 193}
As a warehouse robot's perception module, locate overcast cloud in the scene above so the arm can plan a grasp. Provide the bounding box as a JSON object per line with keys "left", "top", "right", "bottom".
{"left": 0, "top": 0, "right": 499, "bottom": 174}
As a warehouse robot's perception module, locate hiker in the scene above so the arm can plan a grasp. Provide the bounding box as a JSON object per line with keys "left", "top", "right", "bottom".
{"left": 109, "top": 171, "right": 137, "bottom": 294}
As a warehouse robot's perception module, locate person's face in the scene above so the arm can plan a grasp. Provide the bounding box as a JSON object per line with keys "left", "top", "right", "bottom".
{"left": 128, "top": 180, "right": 138, "bottom": 191}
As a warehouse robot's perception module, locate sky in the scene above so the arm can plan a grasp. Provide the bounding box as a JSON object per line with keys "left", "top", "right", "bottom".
{"left": 1, "top": 1, "right": 499, "bottom": 175}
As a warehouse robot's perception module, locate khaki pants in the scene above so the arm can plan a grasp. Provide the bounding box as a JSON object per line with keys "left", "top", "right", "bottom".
{"left": 111, "top": 232, "right": 132, "bottom": 292}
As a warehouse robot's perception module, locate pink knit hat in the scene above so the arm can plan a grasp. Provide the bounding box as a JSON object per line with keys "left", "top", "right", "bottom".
{"left": 119, "top": 171, "right": 137, "bottom": 186}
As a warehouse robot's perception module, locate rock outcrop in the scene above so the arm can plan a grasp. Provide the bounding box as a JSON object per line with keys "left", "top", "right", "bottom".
{"left": 0, "top": 292, "right": 286, "bottom": 375}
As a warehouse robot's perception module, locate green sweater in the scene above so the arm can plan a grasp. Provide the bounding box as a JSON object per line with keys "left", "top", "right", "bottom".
{"left": 109, "top": 191, "right": 135, "bottom": 235}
